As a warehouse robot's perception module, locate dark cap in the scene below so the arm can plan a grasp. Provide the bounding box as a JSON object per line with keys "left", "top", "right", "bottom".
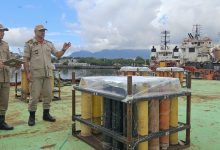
{"left": 0, "top": 24, "right": 9, "bottom": 31}
{"left": 34, "top": 24, "right": 47, "bottom": 31}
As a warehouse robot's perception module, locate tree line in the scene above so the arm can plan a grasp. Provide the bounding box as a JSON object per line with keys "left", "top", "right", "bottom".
{"left": 52, "top": 56, "right": 149, "bottom": 66}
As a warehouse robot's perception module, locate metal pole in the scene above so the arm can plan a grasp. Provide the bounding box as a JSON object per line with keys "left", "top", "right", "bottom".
{"left": 127, "top": 76, "right": 133, "bottom": 149}
{"left": 186, "top": 71, "right": 191, "bottom": 145}
{"left": 72, "top": 72, "right": 76, "bottom": 135}
{"left": 186, "top": 72, "right": 192, "bottom": 89}
{"left": 186, "top": 95, "right": 191, "bottom": 145}
{"left": 58, "top": 70, "right": 61, "bottom": 99}
{"left": 15, "top": 72, "right": 18, "bottom": 97}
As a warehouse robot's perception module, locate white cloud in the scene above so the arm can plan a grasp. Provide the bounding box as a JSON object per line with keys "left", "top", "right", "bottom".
{"left": 66, "top": 0, "right": 161, "bottom": 51}
{"left": 4, "top": 27, "right": 34, "bottom": 52}
{"left": 66, "top": 0, "right": 220, "bottom": 51}
{"left": 153, "top": 0, "right": 220, "bottom": 43}
{"left": 3, "top": 27, "right": 71, "bottom": 54}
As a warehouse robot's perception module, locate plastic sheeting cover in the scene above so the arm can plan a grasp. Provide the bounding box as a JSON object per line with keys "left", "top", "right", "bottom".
{"left": 120, "top": 66, "right": 152, "bottom": 72}
{"left": 156, "top": 67, "right": 184, "bottom": 72}
{"left": 79, "top": 76, "right": 181, "bottom": 102}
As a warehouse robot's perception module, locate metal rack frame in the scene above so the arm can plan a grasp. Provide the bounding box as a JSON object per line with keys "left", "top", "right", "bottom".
{"left": 72, "top": 72, "right": 191, "bottom": 150}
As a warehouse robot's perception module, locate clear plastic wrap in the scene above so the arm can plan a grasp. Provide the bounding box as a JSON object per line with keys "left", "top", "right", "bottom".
{"left": 156, "top": 67, "right": 184, "bottom": 72}
{"left": 78, "top": 76, "right": 181, "bottom": 102}
{"left": 120, "top": 66, "right": 152, "bottom": 72}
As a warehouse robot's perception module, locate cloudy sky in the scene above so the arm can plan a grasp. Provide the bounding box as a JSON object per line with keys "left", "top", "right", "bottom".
{"left": 1, "top": 0, "right": 220, "bottom": 55}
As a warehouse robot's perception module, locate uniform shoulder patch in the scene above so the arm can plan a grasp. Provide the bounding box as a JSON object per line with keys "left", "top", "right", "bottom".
{"left": 26, "top": 39, "right": 38, "bottom": 47}
{"left": 26, "top": 39, "right": 34, "bottom": 44}
{"left": 2, "top": 40, "right": 8, "bottom": 45}
{"left": 45, "top": 40, "right": 54, "bottom": 49}
{"left": 45, "top": 40, "right": 52, "bottom": 44}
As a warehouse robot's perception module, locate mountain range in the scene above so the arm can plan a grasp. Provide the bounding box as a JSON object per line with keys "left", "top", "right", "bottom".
{"left": 69, "top": 49, "right": 150, "bottom": 59}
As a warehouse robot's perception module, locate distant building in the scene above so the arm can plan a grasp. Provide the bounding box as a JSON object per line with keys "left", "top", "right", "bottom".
{"left": 10, "top": 52, "right": 22, "bottom": 59}
{"left": 180, "top": 25, "right": 213, "bottom": 64}
{"left": 68, "top": 58, "right": 78, "bottom": 65}
{"left": 56, "top": 58, "right": 90, "bottom": 67}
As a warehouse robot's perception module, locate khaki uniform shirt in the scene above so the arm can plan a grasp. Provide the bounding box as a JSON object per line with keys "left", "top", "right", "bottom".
{"left": 23, "top": 38, "right": 58, "bottom": 78}
{"left": 0, "top": 40, "right": 10, "bottom": 82}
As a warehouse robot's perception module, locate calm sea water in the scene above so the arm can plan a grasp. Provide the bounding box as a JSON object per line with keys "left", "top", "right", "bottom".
{"left": 10, "top": 68, "right": 119, "bottom": 82}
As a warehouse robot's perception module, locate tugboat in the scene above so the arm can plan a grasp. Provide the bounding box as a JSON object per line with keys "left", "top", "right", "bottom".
{"left": 150, "top": 30, "right": 181, "bottom": 71}
{"left": 150, "top": 25, "right": 220, "bottom": 80}
{"left": 180, "top": 25, "right": 215, "bottom": 79}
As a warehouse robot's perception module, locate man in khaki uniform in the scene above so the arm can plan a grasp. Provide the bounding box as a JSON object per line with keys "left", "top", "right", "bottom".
{"left": 0, "top": 24, "right": 13, "bottom": 130}
{"left": 23, "top": 25, "right": 71, "bottom": 126}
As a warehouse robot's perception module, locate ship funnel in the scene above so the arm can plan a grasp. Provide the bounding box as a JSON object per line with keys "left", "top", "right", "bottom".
{"left": 173, "top": 46, "right": 179, "bottom": 52}
{"left": 190, "top": 33, "right": 194, "bottom": 39}
{"left": 188, "top": 33, "right": 194, "bottom": 39}
{"left": 188, "top": 33, "right": 191, "bottom": 38}
{"left": 151, "top": 46, "right": 156, "bottom": 52}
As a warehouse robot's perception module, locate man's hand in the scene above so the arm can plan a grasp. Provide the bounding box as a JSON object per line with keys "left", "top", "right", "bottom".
{"left": 62, "top": 42, "right": 71, "bottom": 52}
{"left": 27, "top": 72, "right": 32, "bottom": 82}
{"left": 15, "top": 61, "right": 24, "bottom": 69}
{"left": 15, "top": 64, "right": 22, "bottom": 69}
{"left": 0, "top": 61, "right": 4, "bottom": 69}
{"left": 55, "top": 42, "right": 71, "bottom": 59}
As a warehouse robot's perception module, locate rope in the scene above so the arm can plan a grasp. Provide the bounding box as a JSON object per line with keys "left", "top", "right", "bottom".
{"left": 59, "top": 129, "right": 72, "bottom": 150}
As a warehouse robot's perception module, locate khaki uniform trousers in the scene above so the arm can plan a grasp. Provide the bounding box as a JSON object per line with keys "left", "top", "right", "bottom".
{"left": 28, "top": 77, "right": 52, "bottom": 111}
{"left": 0, "top": 82, "right": 10, "bottom": 115}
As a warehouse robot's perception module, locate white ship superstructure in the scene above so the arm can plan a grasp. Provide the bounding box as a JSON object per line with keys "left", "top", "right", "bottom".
{"left": 180, "top": 25, "right": 213, "bottom": 64}
{"left": 150, "top": 30, "right": 181, "bottom": 69}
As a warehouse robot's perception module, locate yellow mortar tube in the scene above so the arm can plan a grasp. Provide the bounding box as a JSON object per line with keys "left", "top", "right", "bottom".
{"left": 92, "top": 95, "right": 103, "bottom": 134}
{"left": 141, "top": 72, "right": 148, "bottom": 76}
{"left": 159, "top": 61, "right": 166, "bottom": 67}
{"left": 81, "top": 92, "right": 92, "bottom": 136}
{"left": 179, "top": 72, "right": 184, "bottom": 87}
{"left": 156, "top": 71, "right": 160, "bottom": 77}
{"left": 169, "top": 96, "right": 178, "bottom": 145}
{"left": 127, "top": 71, "right": 134, "bottom": 76}
{"left": 137, "top": 101, "right": 148, "bottom": 150}
{"left": 137, "top": 83, "right": 148, "bottom": 150}
{"left": 169, "top": 72, "right": 179, "bottom": 145}
{"left": 21, "top": 70, "right": 29, "bottom": 97}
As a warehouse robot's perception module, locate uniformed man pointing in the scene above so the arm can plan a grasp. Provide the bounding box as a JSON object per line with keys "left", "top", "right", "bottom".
{"left": 23, "top": 25, "right": 71, "bottom": 126}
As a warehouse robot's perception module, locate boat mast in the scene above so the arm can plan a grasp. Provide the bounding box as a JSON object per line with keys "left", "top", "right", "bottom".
{"left": 161, "top": 30, "right": 170, "bottom": 50}
{"left": 193, "top": 24, "right": 201, "bottom": 40}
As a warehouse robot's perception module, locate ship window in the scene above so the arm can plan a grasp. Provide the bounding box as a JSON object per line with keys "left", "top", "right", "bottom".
{"left": 189, "top": 48, "right": 195, "bottom": 52}
{"left": 173, "top": 48, "right": 179, "bottom": 52}
{"left": 182, "top": 48, "right": 186, "bottom": 52}
{"left": 173, "top": 46, "right": 179, "bottom": 52}
{"left": 151, "top": 46, "right": 156, "bottom": 52}
{"left": 151, "top": 56, "right": 156, "bottom": 60}
{"left": 151, "top": 49, "right": 156, "bottom": 52}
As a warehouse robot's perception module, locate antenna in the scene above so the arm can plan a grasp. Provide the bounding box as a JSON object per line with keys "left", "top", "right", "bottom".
{"left": 161, "top": 30, "right": 170, "bottom": 50}
{"left": 193, "top": 24, "right": 202, "bottom": 40}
